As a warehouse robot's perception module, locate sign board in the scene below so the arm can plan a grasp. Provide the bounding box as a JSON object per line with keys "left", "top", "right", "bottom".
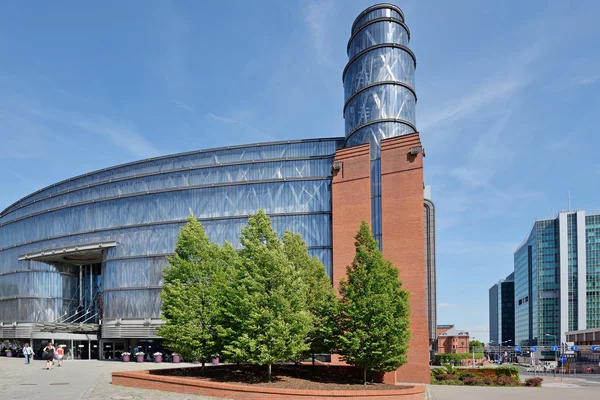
{"left": 559, "top": 356, "right": 567, "bottom": 363}
{"left": 530, "top": 346, "right": 537, "bottom": 352}
{"left": 591, "top": 346, "right": 599, "bottom": 351}
{"left": 514, "top": 346, "right": 522, "bottom": 352}
{"left": 551, "top": 346, "right": 559, "bottom": 351}
{"left": 571, "top": 346, "right": 579, "bottom": 351}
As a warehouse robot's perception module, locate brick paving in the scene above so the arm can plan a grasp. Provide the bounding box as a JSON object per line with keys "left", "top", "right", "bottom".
{"left": 0, "top": 356, "right": 225, "bottom": 399}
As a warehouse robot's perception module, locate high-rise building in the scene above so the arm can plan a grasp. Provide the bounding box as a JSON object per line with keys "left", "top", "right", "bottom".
{"left": 489, "top": 272, "right": 515, "bottom": 346}
{"left": 0, "top": 3, "right": 430, "bottom": 383}
{"left": 513, "top": 210, "right": 600, "bottom": 347}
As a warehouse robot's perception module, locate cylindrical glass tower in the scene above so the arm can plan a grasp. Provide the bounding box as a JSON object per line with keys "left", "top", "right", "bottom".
{"left": 343, "top": 3, "right": 417, "bottom": 247}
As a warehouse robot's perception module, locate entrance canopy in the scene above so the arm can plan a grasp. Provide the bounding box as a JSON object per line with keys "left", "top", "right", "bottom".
{"left": 18, "top": 242, "right": 116, "bottom": 265}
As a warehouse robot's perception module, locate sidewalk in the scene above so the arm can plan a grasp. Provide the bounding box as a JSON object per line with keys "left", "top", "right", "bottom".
{"left": 428, "top": 385, "right": 599, "bottom": 400}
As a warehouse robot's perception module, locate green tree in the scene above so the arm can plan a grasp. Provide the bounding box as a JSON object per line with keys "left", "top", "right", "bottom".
{"left": 282, "top": 231, "right": 338, "bottom": 366}
{"left": 336, "top": 221, "right": 411, "bottom": 384}
{"left": 158, "top": 216, "right": 227, "bottom": 371}
{"left": 469, "top": 340, "right": 485, "bottom": 352}
{"left": 222, "top": 210, "right": 311, "bottom": 382}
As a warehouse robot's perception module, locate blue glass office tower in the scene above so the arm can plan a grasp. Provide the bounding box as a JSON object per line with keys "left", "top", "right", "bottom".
{"left": 514, "top": 210, "right": 600, "bottom": 347}
{"left": 489, "top": 273, "right": 515, "bottom": 346}
{"left": 344, "top": 3, "right": 417, "bottom": 246}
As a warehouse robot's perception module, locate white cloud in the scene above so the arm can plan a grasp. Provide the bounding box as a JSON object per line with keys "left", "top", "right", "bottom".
{"left": 303, "top": 0, "right": 336, "bottom": 66}
{"left": 6, "top": 98, "right": 161, "bottom": 159}
{"left": 420, "top": 80, "right": 526, "bottom": 132}
{"left": 172, "top": 100, "right": 195, "bottom": 113}
{"left": 206, "top": 112, "right": 272, "bottom": 141}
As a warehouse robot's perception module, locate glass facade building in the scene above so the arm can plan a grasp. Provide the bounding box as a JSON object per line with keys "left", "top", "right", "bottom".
{"left": 513, "top": 210, "right": 600, "bottom": 347}
{"left": 0, "top": 4, "right": 434, "bottom": 365}
{"left": 343, "top": 3, "right": 417, "bottom": 247}
{"left": 489, "top": 273, "right": 515, "bottom": 346}
{"left": 0, "top": 139, "right": 343, "bottom": 339}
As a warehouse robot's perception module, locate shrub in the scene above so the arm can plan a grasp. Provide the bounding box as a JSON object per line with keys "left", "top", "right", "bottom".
{"left": 495, "top": 366, "right": 520, "bottom": 378}
{"left": 483, "top": 376, "right": 495, "bottom": 386}
{"left": 458, "top": 372, "right": 477, "bottom": 381}
{"left": 436, "top": 373, "right": 457, "bottom": 381}
{"left": 497, "top": 375, "right": 518, "bottom": 386}
{"left": 524, "top": 377, "right": 543, "bottom": 387}
{"left": 462, "top": 376, "right": 483, "bottom": 386}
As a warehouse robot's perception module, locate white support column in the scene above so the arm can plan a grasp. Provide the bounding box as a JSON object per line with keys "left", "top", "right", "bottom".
{"left": 559, "top": 212, "right": 569, "bottom": 344}
{"left": 79, "top": 266, "right": 83, "bottom": 307}
{"left": 89, "top": 264, "right": 93, "bottom": 312}
{"left": 576, "top": 210, "right": 587, "bottom": 330}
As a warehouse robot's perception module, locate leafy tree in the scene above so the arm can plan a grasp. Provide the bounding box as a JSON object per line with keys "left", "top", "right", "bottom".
{"left": 469, "top": 340, "right": 485, "bottom": 352}
{"left": 222, "top": 210, "right": 311, "bottom": 382}
{"left": 282, "top": 231, "right": 338, "bottom": 365}
{"left": 336, "top": 221, "right": 411, "bottom": 384}
{"left": 159, "top": 216, "right": 227, "bottom": 371}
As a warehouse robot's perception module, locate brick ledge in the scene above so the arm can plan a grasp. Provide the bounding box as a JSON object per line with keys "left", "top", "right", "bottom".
{"left": 112, "top": 368, "right": 425, "bottom": 399}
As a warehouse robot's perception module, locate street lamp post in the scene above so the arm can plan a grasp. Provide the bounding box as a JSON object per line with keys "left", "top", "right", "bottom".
{"left": 471, "top": 337, "right": 476, "bottom": 368}
{"left": 546, "top": 334, "right": 557, "bottom": 372}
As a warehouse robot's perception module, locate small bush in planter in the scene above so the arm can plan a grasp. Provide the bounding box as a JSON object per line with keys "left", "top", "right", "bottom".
{"left": 462, "top": 376, "right": 483, "bottom": 386}
{"left": 524, "top": 377, "right": 543, "bottom": 387}
{"left": 483, "top": 376, "right": 496, "bottom": 386}
{"left": 436, "top": 373, "right": 457, "bottom": 381}
{"left": 135, "top": 352, "right": 145, "bottom": 362}
{"left": 497, "top": 375, "right": 518, "bottom": 386}
{"left": 121, "top": 352, "right": 131, "bottom": 362}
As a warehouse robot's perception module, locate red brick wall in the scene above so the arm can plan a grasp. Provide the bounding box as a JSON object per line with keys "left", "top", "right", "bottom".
{"left": 331, "top": 134, "right": 429, "bottom": 384}
{"left": 331, "top": 143, "right": 371, "bottom": 292}
{"left": 379, "top": 134, "right": 429, "bottom": 384}
{"left": 437, "top": 336, "right": 470, "bottom": 354}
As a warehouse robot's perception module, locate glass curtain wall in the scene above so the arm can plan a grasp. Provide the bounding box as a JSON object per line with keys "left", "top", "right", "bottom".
{"left": 343, "top": 4, "right": 417, "bottom": 247}
{"left": 0, "top": 139, "right": 343, "bottom": 325}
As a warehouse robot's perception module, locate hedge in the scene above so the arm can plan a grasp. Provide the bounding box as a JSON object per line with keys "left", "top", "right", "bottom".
{"left": 431, "top": 367, "right": 526, "bottom": 387}
{"left": 434, "top": 353, "right": 485, "bottom": 365}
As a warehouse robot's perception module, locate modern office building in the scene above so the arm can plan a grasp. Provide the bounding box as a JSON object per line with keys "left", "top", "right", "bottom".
{"left": 0, "top": 3, "right": 432, "bottom": 383}
{"left": 513, "top": 210, "right": 600, "bottom": 348}
{"left": 489, "top": 272, "right": 515, "bottom": 346}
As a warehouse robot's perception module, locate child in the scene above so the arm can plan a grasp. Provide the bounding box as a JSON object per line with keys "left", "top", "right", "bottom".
{"left": 56, "top": 345, "right": 65, "bottom": 367}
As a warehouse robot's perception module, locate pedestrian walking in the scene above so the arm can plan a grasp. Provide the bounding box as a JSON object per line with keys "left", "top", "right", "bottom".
{"left": 56, "top": 345, "right": 64, "bottom": 367}
{"left": 23, "top": 343, "right": 33, "bottom": 364}
{"left": 42, "top": 343, "right": 55, "bottom": 370}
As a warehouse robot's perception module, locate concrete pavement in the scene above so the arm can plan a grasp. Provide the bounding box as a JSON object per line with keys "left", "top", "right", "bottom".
{"left": 0, "top": 356, "right": 222, "bottom": 399}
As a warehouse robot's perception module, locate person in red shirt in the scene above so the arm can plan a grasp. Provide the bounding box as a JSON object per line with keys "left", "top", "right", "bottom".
{"left": 56, "top": 346, "right": 65, "bottom": 367}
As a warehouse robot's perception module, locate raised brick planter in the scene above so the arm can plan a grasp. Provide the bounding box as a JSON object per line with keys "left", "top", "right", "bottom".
{"left": 112, "top": 368, "right": 425, "bottom": 400}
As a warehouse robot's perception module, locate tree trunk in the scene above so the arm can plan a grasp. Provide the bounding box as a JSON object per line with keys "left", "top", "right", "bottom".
{"left": 363, "top": 367, "right": 367, "bottom": 385}
{"left": 312, "top": 353, "right": 315, "bottom": 374}
{"left": 202, "top": 361, "right": 206, "bottom": 375}
{"left": 268, "top": 363, "right": 272, "bottom": 383}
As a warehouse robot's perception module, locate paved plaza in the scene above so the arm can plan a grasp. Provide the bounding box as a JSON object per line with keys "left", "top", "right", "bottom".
{"left": 0, "top": 357, "right": 220, "bottom": 400}
{"left": 2, "top": 357, "right": 600, "bottom": 400}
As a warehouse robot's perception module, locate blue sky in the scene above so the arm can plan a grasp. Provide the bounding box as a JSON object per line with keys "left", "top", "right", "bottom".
{"left": 1, "top": 1, "right": 599, "bottom": 343}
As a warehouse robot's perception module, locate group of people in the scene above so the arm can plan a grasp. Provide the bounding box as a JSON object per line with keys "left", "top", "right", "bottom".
{"left": 21, "top": 342, "right": 65, "bottom": 369}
